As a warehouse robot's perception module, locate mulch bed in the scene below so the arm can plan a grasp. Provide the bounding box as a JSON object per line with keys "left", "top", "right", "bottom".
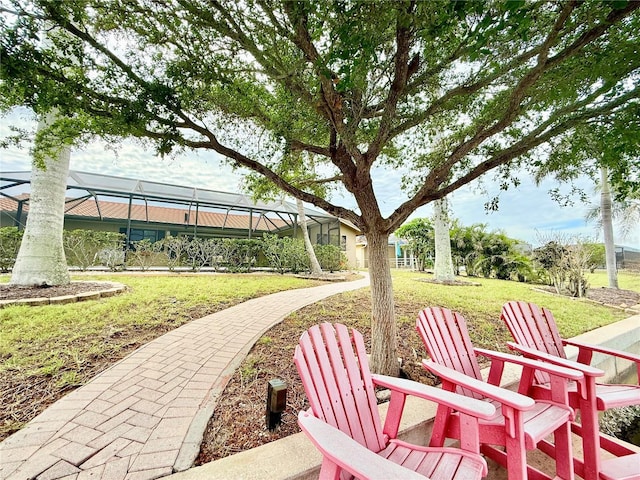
{"left": 0, "top": 282, "right": 112, "bottom": 300}
{"left": 195, "top": 289, "right": 445, "bottom": 463}
{"left": 586, "top": 286, "right": 640, "bottom": 308}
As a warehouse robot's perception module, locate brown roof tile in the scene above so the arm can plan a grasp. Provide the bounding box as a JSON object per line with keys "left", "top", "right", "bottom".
{"left": 1, "top": 195, "right": 290, "bottom": 231}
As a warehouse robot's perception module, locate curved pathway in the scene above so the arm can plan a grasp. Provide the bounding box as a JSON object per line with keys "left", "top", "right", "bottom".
{"left": 0, "top": 274, "right": 370, "bottom": 480}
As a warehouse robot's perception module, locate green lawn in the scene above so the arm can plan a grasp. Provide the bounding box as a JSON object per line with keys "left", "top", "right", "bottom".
{"left": 588, "top": 269, "right": 640, "bottom": 291}
{"left": 391, "top": 270, "right": 634, "bottom": 342}
{"left": 0, "top": 273, "right": 319, "bottom": 378}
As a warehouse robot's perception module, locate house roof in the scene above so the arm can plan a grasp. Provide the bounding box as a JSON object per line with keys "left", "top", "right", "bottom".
{"left": 1, "top": 170, "right": 334, "bottom": 219}
{"left": 0, "top": 193, "right": 292, "bottom": 232}
{"left": 1, "top": 170, "right": 342, "bottom": 234}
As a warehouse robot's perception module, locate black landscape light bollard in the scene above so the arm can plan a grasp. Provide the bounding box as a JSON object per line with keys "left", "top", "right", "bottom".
{"left": 266, "top": 378, "right": 287, "bottom": 431}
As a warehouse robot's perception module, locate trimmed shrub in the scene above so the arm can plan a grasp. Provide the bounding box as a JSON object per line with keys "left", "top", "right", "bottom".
{"left": 314, "top": 244, "right": 345, "bottom": 272}
{"left": 127, "top": 239, "right": 164, "bottom": 271}
{"left": 0, "top": 227, "right": 23, "bottom": 272}
{"left": 221, "top": 238, "right": 261, "bottom": 272}
{"left": 161, "top": 235, "right": 190, "bottom": 271}
{"left": 63, "top": 230, "right": 125, "bottom": 271}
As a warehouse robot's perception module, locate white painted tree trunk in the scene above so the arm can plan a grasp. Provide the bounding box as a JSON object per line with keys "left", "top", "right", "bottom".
{"left": 600, "top": 166, "right": 618, "bottom": 289}
{"left": 433, "top": 198, "right": 455, "bottom": 282}
{"left": 10, "top": 113, "right": 71, "bottom": 286}
{"left": 367, "top": 230, "right": 399, "bottom": 377}
{"left": 296, "top": 198, "right": 323, "bottom": 275}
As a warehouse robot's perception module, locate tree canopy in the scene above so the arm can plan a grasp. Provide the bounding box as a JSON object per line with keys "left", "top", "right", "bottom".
{"left": 2, "top": 0, "right": 639, "bottom": 374}
{"left": 2, "top": 1, "right": 639, "bottom": 231}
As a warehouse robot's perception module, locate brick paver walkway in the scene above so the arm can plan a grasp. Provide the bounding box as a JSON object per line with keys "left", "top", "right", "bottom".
{"left": 0, "top": 274, "right": 370, "bottom": 480}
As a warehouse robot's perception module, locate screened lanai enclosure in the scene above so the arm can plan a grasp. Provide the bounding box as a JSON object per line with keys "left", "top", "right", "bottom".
{"left": 0, "top": 170, "right": 344, "bottom": 249}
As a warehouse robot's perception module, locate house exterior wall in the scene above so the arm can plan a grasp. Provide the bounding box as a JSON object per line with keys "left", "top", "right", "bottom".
{"left": 355, "top": 242, "right": 413, "bottom": 269}
{"left": 64, "top": 218, "right": 121, "bottom": 232}
{"left": 292, "top": 220, "right": 360, "bottom": 269}
{"left": 338, "top": 223, "right": 360, "bottom": 269}
{"left": 1, "top": 211, "right": 22, "bottom": 228}
{"left": 2, "top": 195, "right": 362, "bottom": 269}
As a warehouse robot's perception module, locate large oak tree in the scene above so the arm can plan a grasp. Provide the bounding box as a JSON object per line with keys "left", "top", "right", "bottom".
{"left": 2, "top": 0, "right": 639, "bottom": 374}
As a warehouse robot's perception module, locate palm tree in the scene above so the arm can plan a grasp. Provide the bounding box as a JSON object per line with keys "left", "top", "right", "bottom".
{"left": 296, "top": 198, "right": 323, "bottom": 276}
{"left": 586, "top": 166, "right": 640, "bottom": 288}
{"left": 433, "top": 197, "right": 455, "bottom": 282}
{"left": 10, "top": 112, "right": 71, "bottom": 286}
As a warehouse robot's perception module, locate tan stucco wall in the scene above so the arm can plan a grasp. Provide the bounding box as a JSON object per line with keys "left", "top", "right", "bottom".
{"left": 64, "top": 219, "right": 121, "bottom": 232}
{"left": 355, "top": 244, "right": 405, "bottom": 269}
{"left": 339, "top": 222, "right": 360, "bottom": 269}
{"left": 292, "top": 221, "right": 360, "bottom": 270}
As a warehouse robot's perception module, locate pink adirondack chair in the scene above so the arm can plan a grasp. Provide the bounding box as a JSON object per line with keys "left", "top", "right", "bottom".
{"left": 501, "top": 301, "right": 640, "bottom": 480}
{"left": 294, "top": 323, "right": 496, "bottom": 480}
{"left": 417, "top": 307, "right": 584, "bottom": 480}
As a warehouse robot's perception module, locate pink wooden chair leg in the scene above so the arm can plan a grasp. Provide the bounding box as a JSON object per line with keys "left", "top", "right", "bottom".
{"left": 319, "top": 460, "right": 342, "bottom": 480}
{"left": 553, "top": 421, "right": 574, "bottom": 480}
{"left": 579, "top": 393, "right": 602, "bottom": 480}
{"left": 505, "top": 431, "right": 528, "bottom": 480}
{"left": 428, "top": 405, "right": 450, "bottom": 448}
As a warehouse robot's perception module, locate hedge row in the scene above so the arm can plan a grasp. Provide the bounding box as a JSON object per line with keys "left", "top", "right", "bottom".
{"left": 0, "top": 227, "right": 346, "bottom": 274}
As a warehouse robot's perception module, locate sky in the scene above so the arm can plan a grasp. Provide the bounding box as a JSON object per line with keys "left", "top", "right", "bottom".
{"left": 2, "top": 107, "right": 639, "bottom": 250}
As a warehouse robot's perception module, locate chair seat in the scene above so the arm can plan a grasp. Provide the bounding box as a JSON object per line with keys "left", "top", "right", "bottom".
{"left": 537, "top": 381, "right": 640, "bottom": 410}
{"left": 380, "top": 440, "right": 487, "bottom": 480}
{"left": 592, "top": 383, "right": 640, "bottom": 410}
{"left": 481, "top": 399, "right": 572, "bottom": 449}
{"left": 599, "top": 453, "right": 640, "bottom": 480}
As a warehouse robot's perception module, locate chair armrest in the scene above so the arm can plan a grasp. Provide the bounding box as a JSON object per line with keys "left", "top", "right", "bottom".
{"left": 507, "top": 342, "right": 604, "bottom": 378}
{"left": 372, "top": 373, "right": 496, "bottom": 420}
{"left": 563, "top": 339, "right": 640, "bottom": 364}
{"left": 474, "top": 347, "right": 584, "bottom": 381}
{"left": 297, "top": 411, "right": 428, "bottom": 480}
{"left": 422, "top": 360, "right": 534, "bottom": 410}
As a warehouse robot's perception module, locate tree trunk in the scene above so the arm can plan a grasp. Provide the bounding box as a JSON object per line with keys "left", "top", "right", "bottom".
{"left": 367, "top": 230, "right": 399, "bottom": 377}
{"left": 296, "top": 198, "right": 323, "bottom": 275}
{"left": 10, "top": 113, "right": 71, "bottom": 286}
{"left": 433, "top": 198, "right": 455, "bottom": 282}
{"left": 600, "top": 166, "right": 618, "bottom": 289}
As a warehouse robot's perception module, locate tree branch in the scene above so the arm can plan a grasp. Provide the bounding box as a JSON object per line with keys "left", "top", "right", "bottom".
{"left": 365, "top": 0, "right": 415, "bottom": 165}
{"left": 410, "top": 2, "right": 611, "bottom": 193}
{"left": 289, "top": 140, "right": 331, "bottom": 157}
{"left": 386, "top": 83, "right": 640, "bottom": 231}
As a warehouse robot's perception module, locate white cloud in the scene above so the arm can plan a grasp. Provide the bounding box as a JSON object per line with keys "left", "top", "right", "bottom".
{"left": 1, "top": 107, "right": 246, "bottom": 193}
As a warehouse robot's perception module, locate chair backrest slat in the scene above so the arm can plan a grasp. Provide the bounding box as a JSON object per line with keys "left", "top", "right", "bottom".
{"left": 333, "top": 323, "right": 385, "bottom": 451}
{"left": 417, "top": 308, "right": 483, "bottom": 399}
{"left": 294, "top": 323, "right": 385, "bottom": 453}
{"left": 501, "top": 301, "right": 567, "bottom": 384}
{"left": 296, "top": 329, "right": 340, "bottom": 426}
{"left": 317, "top": 323, "right": 369, "bottom": 447}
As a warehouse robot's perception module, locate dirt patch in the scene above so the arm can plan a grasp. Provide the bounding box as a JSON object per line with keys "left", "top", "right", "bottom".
{"left": 586, "top": 286, "right": 640, "bottom": 309}
{"left": 536, "top": 285, "right": 640, "bottom": 310}
{"left": 0, "top": 282, "right": 115, "bottom": 301}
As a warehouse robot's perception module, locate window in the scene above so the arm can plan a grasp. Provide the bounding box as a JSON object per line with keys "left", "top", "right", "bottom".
{"left": 120, "top": 228, "right": 165, "bottom": 243}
